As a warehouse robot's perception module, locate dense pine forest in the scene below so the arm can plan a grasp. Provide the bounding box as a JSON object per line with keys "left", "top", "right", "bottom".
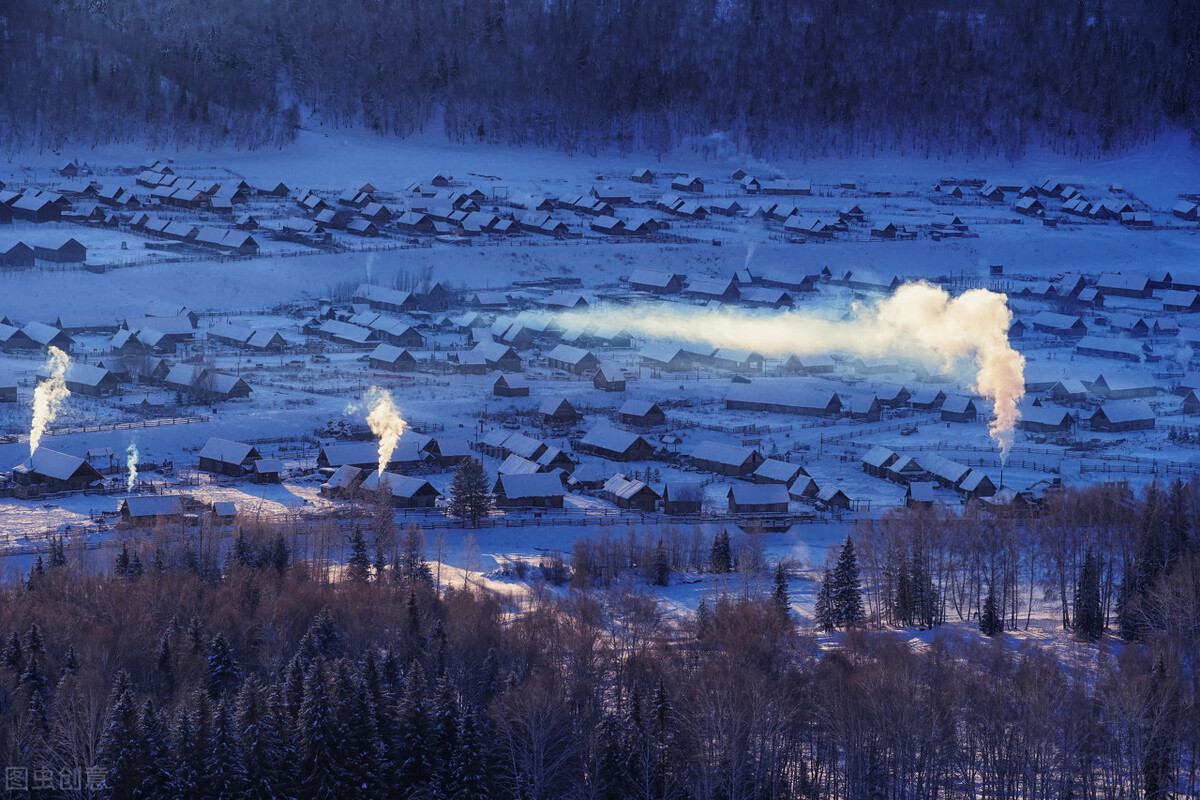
{"left": 3, "top": 0, "right": 1200, "bottom": 155}
{"left": 0, "top": 479, "right": 1195, "bottom": 799}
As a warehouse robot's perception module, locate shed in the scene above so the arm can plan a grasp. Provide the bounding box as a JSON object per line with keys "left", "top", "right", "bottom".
{"left": 941, "top": 395, "right": 978, "bottom": 422}
{"left": 493, "top": 474, "right": 564, "bottom": 508}
{"left": 198, "top": 438, "right": 262, "bottom": 477}
{"left": 592, "top": 364, "right": 626, "bottom": 392}
{"left": 728, "top": 484, "right": 789, "bottom": 514}
{"left": 1090, "top": 401, "right": 1155, "bottom": 432}
{"left": 493, "top": 373, "right": 531, "bottom": 397}
{"left": 539, "top": 397, "right": 579, "bottom": 426}
{"left": 619, "top": 400, "right": 666, "bottom": 428}
{"left": 602, "top": 474, "right": 661, "bottom": 512}
{"left": 368, "top": 344, "right": 418, "bottom": 373}
{"left": 576, "top": 426, "right": 655, "bottom": 461}
{"left": 11, "top": 448, "right": 103, "bottom": 491}
{"left": 689, "top": 441, "right": 763, "bottom": 476}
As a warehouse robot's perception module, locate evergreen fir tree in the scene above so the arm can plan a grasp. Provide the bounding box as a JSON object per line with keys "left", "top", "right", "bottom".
{"left": 396, "top": 663, "right": 432, "bottom": 790}
{"left": 60, "top": 643, "right": 79, "bottom": 676}
{"left": 297, "top": 661, "right": 339, "bottom": 799}
{"left": 398, "top": 523, "right": 433, "bottom": 586}
{"left": 594, "top": 711, "right": 629, "bottom": 800}
{"left": 771, "top": 561, "right": 790, "bottom": 619}
{"left": 231, "top": 530, "right": 257, "bottom": 569}
{"left": 429, "top": 674, "right": 459, "bottom": 797}
{"left": 708, "top": 530, "right": 732, "bottom": 573}
{"left": 138, "top": 700, "right": 173, "bottom": 797}
{"left": 97, "top": 687, "right": 144, "bottom": 798}
{"left": 1073, "top": 549, "right": 1104, "bottom": 641}
{"left": 4, "top": 632, "right": 22, "bottom": 673}
{"left": 236, "top": 676, "right": 288, "bottom": 800}
{"left": 696, "top": 597, "right": 712, "bottom": 640}
{"left": 347, "top": 524, "right": 372, "bottom": 583}
{"left": 451, "top": 705, "right": 489, "bottom": 800}
{"left": 206, "top": 632, "right": 242, "bottom": 697}
{"left": 266, "top": 533, "right": 290, "bottom": 574}
{"left": 814, "top": 564, "right": 836, "bottom": 632}
{"left": 651, "top": 537, "right": 670, "bottom": 586}
{"left": 157, "top": 630, "right": 176, "bottom": 697}
{"left": 115, "top": 543, "right": 131, "bottom": 576}
{"left": 174, "top": 691, "right": 214, "bottom": 800}
{"left": 208, "top": 697, "right": 248, "bottom": 799}
{"left": 980, "top": 586, "right": 1003, "bottom": 636}
{"left": 448, "top": 458, "right": 493, "bottom": 526}
{"left": 650, "top": 679, "right": 677, "bottom": 799}
{"left": 831, "top": 535, "right": 865, "bottom": 628}
{"left": 129, "top": 550, "right": 143, "bottom": 579}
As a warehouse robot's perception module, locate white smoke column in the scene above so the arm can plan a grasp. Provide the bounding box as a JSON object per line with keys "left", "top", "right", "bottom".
{"left": 126, "top": 442, "right": 139, "bottom": 492}
{"left": 560, "top": 282, "right": 1026, "bottom": 459}
{"left": 362, "top": 386, "right": 409, "bottom": 476}
{"left": 29, "top": 346, "right": 71, "bottom": 455}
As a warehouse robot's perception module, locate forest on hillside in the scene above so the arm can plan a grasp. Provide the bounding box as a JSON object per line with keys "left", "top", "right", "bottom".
{"left": 0, "top": 478, "right": 1196, "bottom": 799}
{"left": 2, "top": 0, "right": 1199, "bottom": 156}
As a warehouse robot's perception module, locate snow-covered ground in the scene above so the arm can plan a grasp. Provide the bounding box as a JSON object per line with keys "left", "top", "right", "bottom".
{"left": 3, "top": 127, "right": 1200, "bottom": 628}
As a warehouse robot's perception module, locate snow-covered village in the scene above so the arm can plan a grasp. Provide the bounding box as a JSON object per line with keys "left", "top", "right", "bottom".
{"left": 2, "top": 2, "right": 1199, "bottom": 799}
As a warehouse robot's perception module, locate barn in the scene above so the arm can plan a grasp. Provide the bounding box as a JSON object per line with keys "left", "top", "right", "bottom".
{"left": 33, "top": 237, "right": 86, "bottom": 263}
{"left": 662, "top": 482, "right": 703, "bottom": 515}
{"left": 689, "top": 441, "right": 763, "bottom": 476}
{"left": 545, "top": 344, "right": 600, "bottom": 375}
{"left": 941, "top": 395, "right": 978, "bottom": 422}
{"left": 619, "top": 400, "right": 667, "bottom": 428}
{"left": 11, "top": 448, "right": 104, "bottom": 492}
{"left": 361, "top": 471, "right": 442, "bottom": 509}
{"left": 493, "top": 373, "right": 531, "bottom": 397}
{"left": 1090, "top": 401, "right": 1155, "bottom": 432}
{"left": 592, "top": 364, "right": 626, "bottom": 392}
{"left": 493, "top": 474, "right": 564, "bottom": 509}
{"left": 539, "top": 397, "right": 579, "bottom": 426}
{"left": 728, "top": 484, "right": 790, "bottom": 514}
{"left": 602, "top": 474, "right": 660, "bottom": 512}
{"left": 577, "top": 426, "right": 655, "bottom": 461}
{"left": 120, "top": 495, "right": 186, "bottom": 525}
{"left": 198, "top": 438, "right": 262, "bottom": 477}
{"left": 368, "top": 344, "right": 418, "bottom": 372}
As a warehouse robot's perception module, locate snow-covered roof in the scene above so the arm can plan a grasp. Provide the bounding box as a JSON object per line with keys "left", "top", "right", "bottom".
{"left": 753, "top": 459, "right": 804, "bottom": 483}
{"left": 199, "top": 437, "right": 257, "bottom": 465}
{"left": 123, "top": 495, "right": 184, "bottom": 517}
{"left": 729, "top": 484, "right": 790, "bottom": 505}
{"left": 690, "top": 440, "right": 757, "bottom": 466}
{"left": 580, "top": 426, "right": 647, "bottom": 454}
{"left": 496, "top": 473, "right": 564, "bottom": 499}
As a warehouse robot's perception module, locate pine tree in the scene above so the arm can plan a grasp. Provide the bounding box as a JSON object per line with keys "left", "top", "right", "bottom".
{"left": 174, "top": 691, "right": 213, "bottom": 800}
{"left": 231, "top": 530, "right": 257, "bottom": 569}
{"left": 831, "top": 535, "right": 865, "bottom": 628}
{"left": 396, "top": 663, "right": 432, "bottom": 790}
{"left": 814, "top": 564, "right": 836, "bottom": 631}
{"left": 397, "top": 523, "right": 433, "bottom": 586}
{"left": 650, "top": 679, "right": 678, "bottom": 799}
{"left": 115, "top": 542, "right": 131, "bottom": 576}
{"left": 138, "top": 700, "right": 173, "bottom": 797}
{"left": 60, "top": 644, "right": 79, "bottom": 676}
{"left": 651, "top": 537, "right": 670, "bottom": 586}
{"left": 206, "top": 632, "right": 242, "bottom": 697}
{"left": 157, "top": 631, "right": 176, "bottom": 697}
{"left": 208, "top": 698, "right": 248, "bottom": 799}
{"left": 451, "top": 705, "right": 489, "bottom": 800}
{"left": 594, "top": 711, "right": 628, "bottom": 800}
{"left": 333, "top": 658, "right": 380, "bottom": 798}
{"left": 347, "top": 524, "right": 371, "bottom": 583}
{"left": 696, "top": 597, "right": 712, "bottom": 640}
{"left": 449, "top": 458, "right": 493, "bottom": 526}
{"left": 771, "top": 561, "right": 790, "bottom": 619}
{"left": 709, "top": 530, "right": 732, "bottom": 573}
{"left": 1073, "top": 549, "right": 1104, "bottom": 641}
{"left": 4, "top": 632, "right": 21, "bottom": 672}
{"left": 297, "top": 661, "right": 339, "bottom": 798}
{"left": 980, "top": 586, "right": 1003, "bottom": 636}
{"left": 98, "top": 687, "right": 144, "bottom": 798}
{"left": 429, "top": 674, "right": 459, "bottom": 797}
{"left": 236, "top": 676, "right": 288, "bottom": 800}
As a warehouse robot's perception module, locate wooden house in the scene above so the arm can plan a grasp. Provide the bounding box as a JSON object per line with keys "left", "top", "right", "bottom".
{"left": 198, "top": 438, "right": 262, "bottom": 477}
{"left": 619, "top": 400, "right": 666, "bottom": 428}
{"left": 493, "top": 373, "right": 531, "bottom": 397}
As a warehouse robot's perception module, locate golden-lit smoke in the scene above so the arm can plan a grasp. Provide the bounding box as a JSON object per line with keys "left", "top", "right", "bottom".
{"left": 126, "top": 442, "right": 139, "bottom": 492}
{"left": 561, "top": 282, "right": 1026, "bottom": 458}
{"left": 359, "top": 387, "right": 409, "bottom": 476}
{"left": 29, "top": 346, "right": 71, "bottom": 455}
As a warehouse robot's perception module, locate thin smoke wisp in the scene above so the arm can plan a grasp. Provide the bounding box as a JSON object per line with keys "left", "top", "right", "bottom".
{"left": 29, "top": 346, "right": 71, "bottom": 455}
{"left": 126, "top": 442, "right": 139, "bottom": 492}
{"left": 558, "top": 282, "right": 1025, "bottom": 457}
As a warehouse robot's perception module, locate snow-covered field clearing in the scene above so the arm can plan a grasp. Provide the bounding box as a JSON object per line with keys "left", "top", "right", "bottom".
{"left": 1, "top": 128, "right": 1200, "bottom": 628}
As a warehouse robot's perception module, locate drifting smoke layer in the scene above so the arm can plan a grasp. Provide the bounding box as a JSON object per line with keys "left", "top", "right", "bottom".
{"left": 360, "top": 387, "right": 409, "bottom": 476}
{"left": 126, "top": 443, "right": 139, "bottom": 492}
{"left": 563, "top": 282, "right": 1026, "bottom": 457}
{"left": 29, "top": 346, "right": 71, "bottom": 455}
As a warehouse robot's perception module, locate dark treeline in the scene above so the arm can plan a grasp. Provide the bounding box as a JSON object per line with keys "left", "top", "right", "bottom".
{"left": 3, "top": 0, "right": 1200, "bottom": 156}
{"left": 0, "top": 480, "right": 1197, "bottom": 798}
